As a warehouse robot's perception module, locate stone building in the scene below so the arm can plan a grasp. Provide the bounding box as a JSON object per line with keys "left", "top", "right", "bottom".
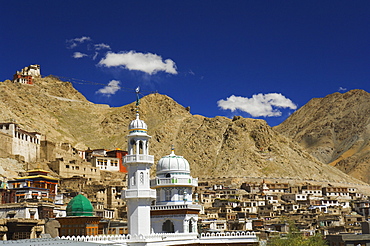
{"left": 91, "top": 156, "right": 120, "bottom": 172}
{"left": 12, "top": 64, "right": 41, "bottom": 84}
{"left": 0, "top": 169, "right": 60, "bottom": 222}
{"left": 0, "top": 218, "right": 44, "bottom": 240}
{"left": 0, "top": 123, "right": 41, "bottom": 163}
{"left": 86, "top": 149, "right": 128, "bottom": 173}
{"left": 6, "top": 169, "right": 58, "bottom": 203}
{"left": 48, "top": 158, "right": 101, "bottom": 181}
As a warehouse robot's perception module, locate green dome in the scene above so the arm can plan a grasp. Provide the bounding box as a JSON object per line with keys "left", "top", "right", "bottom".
{"left": 66, "top": 194, "right": 94, "bottom": 216}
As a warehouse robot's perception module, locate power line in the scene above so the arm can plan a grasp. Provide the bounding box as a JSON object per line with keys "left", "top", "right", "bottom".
{"left": 54, "top": 75, "right": 157, "bottom": 95}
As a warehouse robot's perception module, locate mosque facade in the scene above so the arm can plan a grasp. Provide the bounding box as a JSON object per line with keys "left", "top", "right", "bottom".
{"left": 150, "top": 148, "right": 201, "bottom": 234}
{"left": 116, "top": 99, "right": 259, "bottom": 245}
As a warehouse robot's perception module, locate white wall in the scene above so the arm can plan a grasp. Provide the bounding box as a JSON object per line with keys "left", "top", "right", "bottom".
{"left": 151, "top": 213, "right": 198, "bottom": 233}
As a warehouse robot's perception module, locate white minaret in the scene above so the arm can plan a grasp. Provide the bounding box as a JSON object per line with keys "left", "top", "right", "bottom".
{"left": 122, "top": 89, "right": 156, "bottom": 236}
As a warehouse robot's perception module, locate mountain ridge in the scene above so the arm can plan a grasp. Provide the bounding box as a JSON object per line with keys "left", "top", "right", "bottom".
{"left": 274, "top": 89, "right": 370, "bottom": 183}
{"left": 0, "top": 77, "right": 366, "bottom": 186}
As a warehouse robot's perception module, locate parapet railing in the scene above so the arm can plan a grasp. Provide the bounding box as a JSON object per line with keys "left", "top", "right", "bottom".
{"left": 150, "top": 177, "right": 198, "bottom": 186}
{"left": 59, "top": 231, "right": 257, "bottom": 242}
{"left": 151, "top": 204, "right": 202, "bottom": 210}
{"left": 200, "top": 231, "right": 257, "bottom": 238}
{"left": 123, "top": 154, "right": 154, "bottom": 163}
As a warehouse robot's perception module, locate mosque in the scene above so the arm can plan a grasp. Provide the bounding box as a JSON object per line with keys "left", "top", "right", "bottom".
{"left": 100, "top": 97, "right": 259, "bottom": 245}
{"left": 122, "top": 106, "right": 202, "bottom": 237}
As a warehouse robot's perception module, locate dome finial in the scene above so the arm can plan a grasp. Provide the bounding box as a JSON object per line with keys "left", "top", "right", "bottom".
{"left": 128, "top": 86, "right": 148, "bottom": 134}
{"left": 171, "top": 144, "right": 175, "bottom": 155}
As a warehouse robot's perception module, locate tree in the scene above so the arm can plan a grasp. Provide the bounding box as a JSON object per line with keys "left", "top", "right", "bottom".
{"left": 267, "top": 221, "right": 328, "bottom": 246}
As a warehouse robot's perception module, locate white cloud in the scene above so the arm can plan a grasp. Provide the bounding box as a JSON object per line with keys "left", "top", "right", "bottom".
{"left": 218, "top": 93, "right": 297, "bottom": 117}
{"left": 94, "top": 43, "right": 111, "bottom": 50}
{"left": 339, "top": 87, "right": 347, "bottom": 91}
{"left": 96, "top": 80, "right": 121, "bottom": 96}
{"left": 98, "top": 51, "right": 177, "bottom": 75}
{"left": 74, "top": 36, "right": 91, "bottom": 43}
{"left": 92, "top": 52, "right": 99, "bottom": 60}
{"left": 66, "top": 36, "right": 92, "bottom": 49}
{"left": 72, "top": 52, "right": 88, "bottom": 59}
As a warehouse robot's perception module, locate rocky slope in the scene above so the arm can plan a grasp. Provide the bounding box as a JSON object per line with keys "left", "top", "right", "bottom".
{"left": 274, "top": 89, "right": 370, "bottom": 183}
{"left": 0, "top": 77, "right": 365, "bottom": 185}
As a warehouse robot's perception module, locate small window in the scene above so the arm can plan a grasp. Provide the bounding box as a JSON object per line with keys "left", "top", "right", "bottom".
{"left": 165, "top": 190, "right": 171, "bottom": 201}
{"left": 140, "top": 172, "right": 144, "bottom": 184}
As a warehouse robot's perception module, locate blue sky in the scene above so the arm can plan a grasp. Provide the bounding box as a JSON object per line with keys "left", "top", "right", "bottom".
{"left": 1, "top": 1, "right": 369, "bottom": 126}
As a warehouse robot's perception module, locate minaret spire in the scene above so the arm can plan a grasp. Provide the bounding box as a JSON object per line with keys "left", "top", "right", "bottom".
{"left": 135, "top": 86, "right": 140, "bottom": 120}
{"left": 171, "top": 144, "right": 175, "bottom": 155}
{"left": 135, "top": 86, "right": 140, "bottom": 107}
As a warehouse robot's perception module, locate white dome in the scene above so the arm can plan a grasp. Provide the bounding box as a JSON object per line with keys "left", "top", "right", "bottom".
{"left": 129, "top": 112, "right": 147, "bottom": 135}
{"left": 156, "top": 150, "right": 190, "bottom": 174}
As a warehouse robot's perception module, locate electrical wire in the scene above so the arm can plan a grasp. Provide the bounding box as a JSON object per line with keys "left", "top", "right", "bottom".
{"left": 54, "top": 75, "right": 157, "bottom": 96}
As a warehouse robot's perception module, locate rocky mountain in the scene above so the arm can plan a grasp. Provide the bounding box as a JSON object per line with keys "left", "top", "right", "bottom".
{"left": 0, "top": 77, "right": 366, "bottom": 186}
{"left": 274, "top": 89, "right": 370, "bottom": 183}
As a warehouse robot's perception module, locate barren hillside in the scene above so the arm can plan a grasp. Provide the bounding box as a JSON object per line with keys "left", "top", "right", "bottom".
{"left": 0, "top": 77, "right": 365, "bottom": 185}
{"left": 274, "top": 89, "right": 370, "bottom": 183}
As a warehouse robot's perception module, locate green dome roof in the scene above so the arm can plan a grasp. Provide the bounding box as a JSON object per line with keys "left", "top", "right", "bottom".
{"left": 66, "top": 194, "right": 94, "bottom": 216}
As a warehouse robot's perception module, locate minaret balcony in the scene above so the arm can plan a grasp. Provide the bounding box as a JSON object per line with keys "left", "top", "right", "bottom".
{"left": 150, "top": 177, "right": 198, "bottom": 188}
{"left": 151, "top": 203, "right": 202, "bottom": 211}
{"left": 123, "top": 189, "right": 156, "bottom": 199}
{"left": 123, "top": 154, "right": 154, "bottom": 164}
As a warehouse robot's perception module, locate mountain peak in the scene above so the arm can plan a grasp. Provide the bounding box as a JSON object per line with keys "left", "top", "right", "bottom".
{"left": 275, "top": 89, "right": 370, "bottom": 183}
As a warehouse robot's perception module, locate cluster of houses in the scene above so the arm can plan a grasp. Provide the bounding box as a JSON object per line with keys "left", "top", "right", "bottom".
{"left": 0, "top": 121, "right": 130, "bottom": 240}
{"left": 0, "top": 168, "right": 128, "bottom": 240}
{"left": 2, "top": 163, "right": 370, "bottom": 245}
{"left": 196, "top": 179, "right": 370, "bottom": 239}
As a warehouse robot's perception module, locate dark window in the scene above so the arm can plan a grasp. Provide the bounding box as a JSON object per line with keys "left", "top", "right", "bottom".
{"left": 162, "top": 220, "right": 174, "bottom": 233}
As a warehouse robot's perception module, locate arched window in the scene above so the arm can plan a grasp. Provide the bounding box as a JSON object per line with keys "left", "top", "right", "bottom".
{"left": 130, "top": 139, "right": 136, "bottom": 155}
{"left": 189, "top": 220, "right": 193, "bottom": 233}
{"left": 139, "top": 141, "right": 144, "bottom": 154}
{"left": 162, "top": 220, "right": 174, "bottom": 233}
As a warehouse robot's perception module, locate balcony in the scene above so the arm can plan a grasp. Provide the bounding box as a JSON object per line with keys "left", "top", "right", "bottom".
{"left": 151, "top": 203, "right": 202, "bottom": 211}
{"left": 150, "top": 177, "right": 198, "bottom": 187}
{"left": 123, "top": 154, "right": 154, "bottom": 164}
{"left": 122, "top": 189, "right": 156, "bottom": 199}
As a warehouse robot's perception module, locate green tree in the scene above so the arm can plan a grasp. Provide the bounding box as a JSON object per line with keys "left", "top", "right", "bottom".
{"left": 268, "top": 232, "right": 327, "bottom": 246}
{"left": 267, "top": 221, "right": 327, "bottom": 246}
